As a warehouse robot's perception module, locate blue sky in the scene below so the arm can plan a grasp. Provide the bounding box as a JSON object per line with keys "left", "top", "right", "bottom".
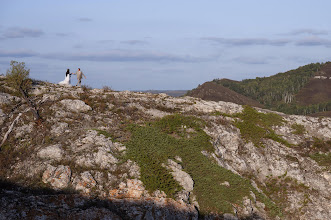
{"left": 1, "top": 0, "right": 331, "bottom": 90}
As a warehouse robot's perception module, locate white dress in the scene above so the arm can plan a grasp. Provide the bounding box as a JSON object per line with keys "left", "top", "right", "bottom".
{"left": 59, "top": 73, "right": 71, "bottom": 86}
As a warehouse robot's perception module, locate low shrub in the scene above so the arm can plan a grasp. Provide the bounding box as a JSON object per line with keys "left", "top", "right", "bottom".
{"left": 291, "top": 123, "right": 306, "bottom": 135}
{"left": 233, "top": 106, "right": 289, "bottom": 147}
{"left": 124, "top": 114, "right": 281, "bottom": 216}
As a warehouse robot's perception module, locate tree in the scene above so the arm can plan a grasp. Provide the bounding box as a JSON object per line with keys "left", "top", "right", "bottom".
{"left": 6, "top": 61, "right": 41, "bottom": 121}
{"left": 6, "top": 61, "right": 31, "bottom": 95}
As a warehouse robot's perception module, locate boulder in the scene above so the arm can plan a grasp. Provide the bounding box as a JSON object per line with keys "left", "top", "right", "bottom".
{"left": 167, "top": 159, "right": 194, "bottom": 192}
{"left": 37, "top": 144, "right": 64, "bottom": 161}
{"left": 42, "top": 165, "right": 71, "bottom": 189}
{"left": 50, "top": 122, "right": 69, "bottom": 136}
{"left": 60, "top": 99, "right": 92, "bottom": 113}
{"left": 73, "top": 171, "right": 97, "bottom": 194}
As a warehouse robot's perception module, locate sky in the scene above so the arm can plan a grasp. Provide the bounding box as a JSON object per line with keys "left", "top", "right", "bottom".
{"left": 1, "top": 0, "right": 331, "bottom": 90}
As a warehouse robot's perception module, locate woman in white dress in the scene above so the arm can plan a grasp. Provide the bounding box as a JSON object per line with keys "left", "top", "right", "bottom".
{"left": 59, "top": 69, "right": 71, "bottom": 86}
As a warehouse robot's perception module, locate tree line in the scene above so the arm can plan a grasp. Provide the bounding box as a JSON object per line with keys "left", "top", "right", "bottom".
{"left": 214, "top": 62, "right": 329, "bottom": 115}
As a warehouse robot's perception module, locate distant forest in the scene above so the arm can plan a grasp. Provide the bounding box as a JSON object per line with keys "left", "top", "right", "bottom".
{"left": 214, "top": 62, "right": 331, "bottom": 115}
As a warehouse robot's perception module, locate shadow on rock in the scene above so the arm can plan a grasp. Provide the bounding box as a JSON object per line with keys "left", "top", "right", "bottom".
{"left": 0, "top": 179, "right": 264, "bottom": 220}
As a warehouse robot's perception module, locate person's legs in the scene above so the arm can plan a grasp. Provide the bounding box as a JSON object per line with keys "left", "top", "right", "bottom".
{"left": 77, "top": 78, "right": 81, "bottom": 86}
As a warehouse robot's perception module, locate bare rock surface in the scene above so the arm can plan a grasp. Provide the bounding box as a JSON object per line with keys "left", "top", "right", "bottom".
{"left": 1, "top": 81, "right": 331, "bottom": 220}
{"left": 50, "top": 122, "right": 69, "bottom": 136}
{"left": 37, "top": 144, "right": 64, "bottom": 161}
{"left": 73, "top": 171, "right": 97, "bottom": 194}
{"left": 60, "top": 99, "right": 92, "bottom": 112}
{"left": 167, "top": 159, "right": 194, "bottom": 192}
{"left": 42, "top": 165, "right": 71, "bottom": 189}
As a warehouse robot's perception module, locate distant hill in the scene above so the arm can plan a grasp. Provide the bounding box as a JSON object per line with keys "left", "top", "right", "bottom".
{"left": 295, "top": 63, "right": 331, "bottom": 105}
{"left": 187, "top": 62, "right": 331, "bottom": 115}
{"left": 186, "top": 81, "right": 263, "bottom": 107}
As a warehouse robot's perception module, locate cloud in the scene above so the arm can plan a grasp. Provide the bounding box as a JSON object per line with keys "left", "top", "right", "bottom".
{"left": 2, "top": 27, "right": 44, "bottom": 39}
{"left": 73, "top": 44, "right": 84, "bottom": 49}
{"left": 202, "top": 35, "right": 331, "bottom": 48}
{"left": 233, "top": 56, "right": 269, "bottom": 65}
{"left": 121, "top": 40, "right": 148, "bottom": 45}
{"left": 42, "top": 50, "right": 205, "bottom": 63}
{"left": 56, "top": 33, "right": 70, "bottom": 37}
{"left": 295, "top": 36, "right": 331, "bottom": 47}
{"left": 202, "top": 37, "right": 290, "bottom": 46}
{"left": 78, "top": 17, "right": 93, "bottom": 22}
{"left": 0, "top": 49, "right": 38, "bottom": 58}
{"left": 97, "top": 40, "right": 114, "bottom": 44}
{"left": 286, "top": 28, "right": 328, "bottom": 36}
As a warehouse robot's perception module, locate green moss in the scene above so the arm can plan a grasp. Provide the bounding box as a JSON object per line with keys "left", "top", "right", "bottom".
{"left": 309, "top": 153, "right": 331, "bottom": 167}
{"left": 125, "top": 114, "right": 282, "bottom": 216}
{"left": 233, "top": 106, "right": 289, "bottom": 147}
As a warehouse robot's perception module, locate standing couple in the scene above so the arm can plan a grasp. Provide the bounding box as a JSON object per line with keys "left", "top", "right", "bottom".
{"left": 59, "top": 68, "right": 86, "bottom": 86}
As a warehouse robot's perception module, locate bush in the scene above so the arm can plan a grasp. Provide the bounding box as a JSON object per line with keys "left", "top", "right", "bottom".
{"left": 5, "top": 60, "right": 41, "bottom": 121}
{"left": 6, "top": 60, "right": 32, "bottom": 96}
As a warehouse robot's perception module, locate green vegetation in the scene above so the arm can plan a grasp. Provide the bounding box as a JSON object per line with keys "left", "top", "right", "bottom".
{"left": 5, "top": 60, "right": 41, "bottom": 121}
{"left": 291, "top": 123, "right": 306, "bottom": 135}
{"left": 232, "top": 106, "right": 290, "bottom": 147}
{"left": 215, "top": 62, "right": 328, "bottom": 114}
{"left": 5, "top": 60, "right": 32, "bottom": 96}
{"left": 311, "top": 137, "right": 331, "bottom": 152}
{"left": 260, "top": 174, "right": 310, "bottom": 216}
{"left": 94, "top": 129, "right": 117, "bottom": 142}
{"left": 123, "top": 114, "right": 281, "bottom": 216}
{"left": 309, "top": 153, "right": 331, "bottom": 167}
{"left": 275, "top": 101, "right": 331, "bottom": 115}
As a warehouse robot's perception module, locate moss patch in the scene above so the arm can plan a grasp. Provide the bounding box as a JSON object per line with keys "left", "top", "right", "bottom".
{"left": 309, "top": 153, "right": 331, "bottom": 167}
{"left": 233, "top": 106, "right": 290, "bottom": 147}
{"left": 124, "top": 114, "right": 281, "bottom": 216}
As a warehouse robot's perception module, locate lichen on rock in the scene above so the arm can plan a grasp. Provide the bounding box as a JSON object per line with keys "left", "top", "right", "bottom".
{"left": 1, "top": 81, "right": 331, "bottom": 220}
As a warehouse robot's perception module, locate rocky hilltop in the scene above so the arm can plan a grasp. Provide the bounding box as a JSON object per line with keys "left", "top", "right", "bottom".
{"left": 0, "top": 76, "right": 330, "bottom": 220}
